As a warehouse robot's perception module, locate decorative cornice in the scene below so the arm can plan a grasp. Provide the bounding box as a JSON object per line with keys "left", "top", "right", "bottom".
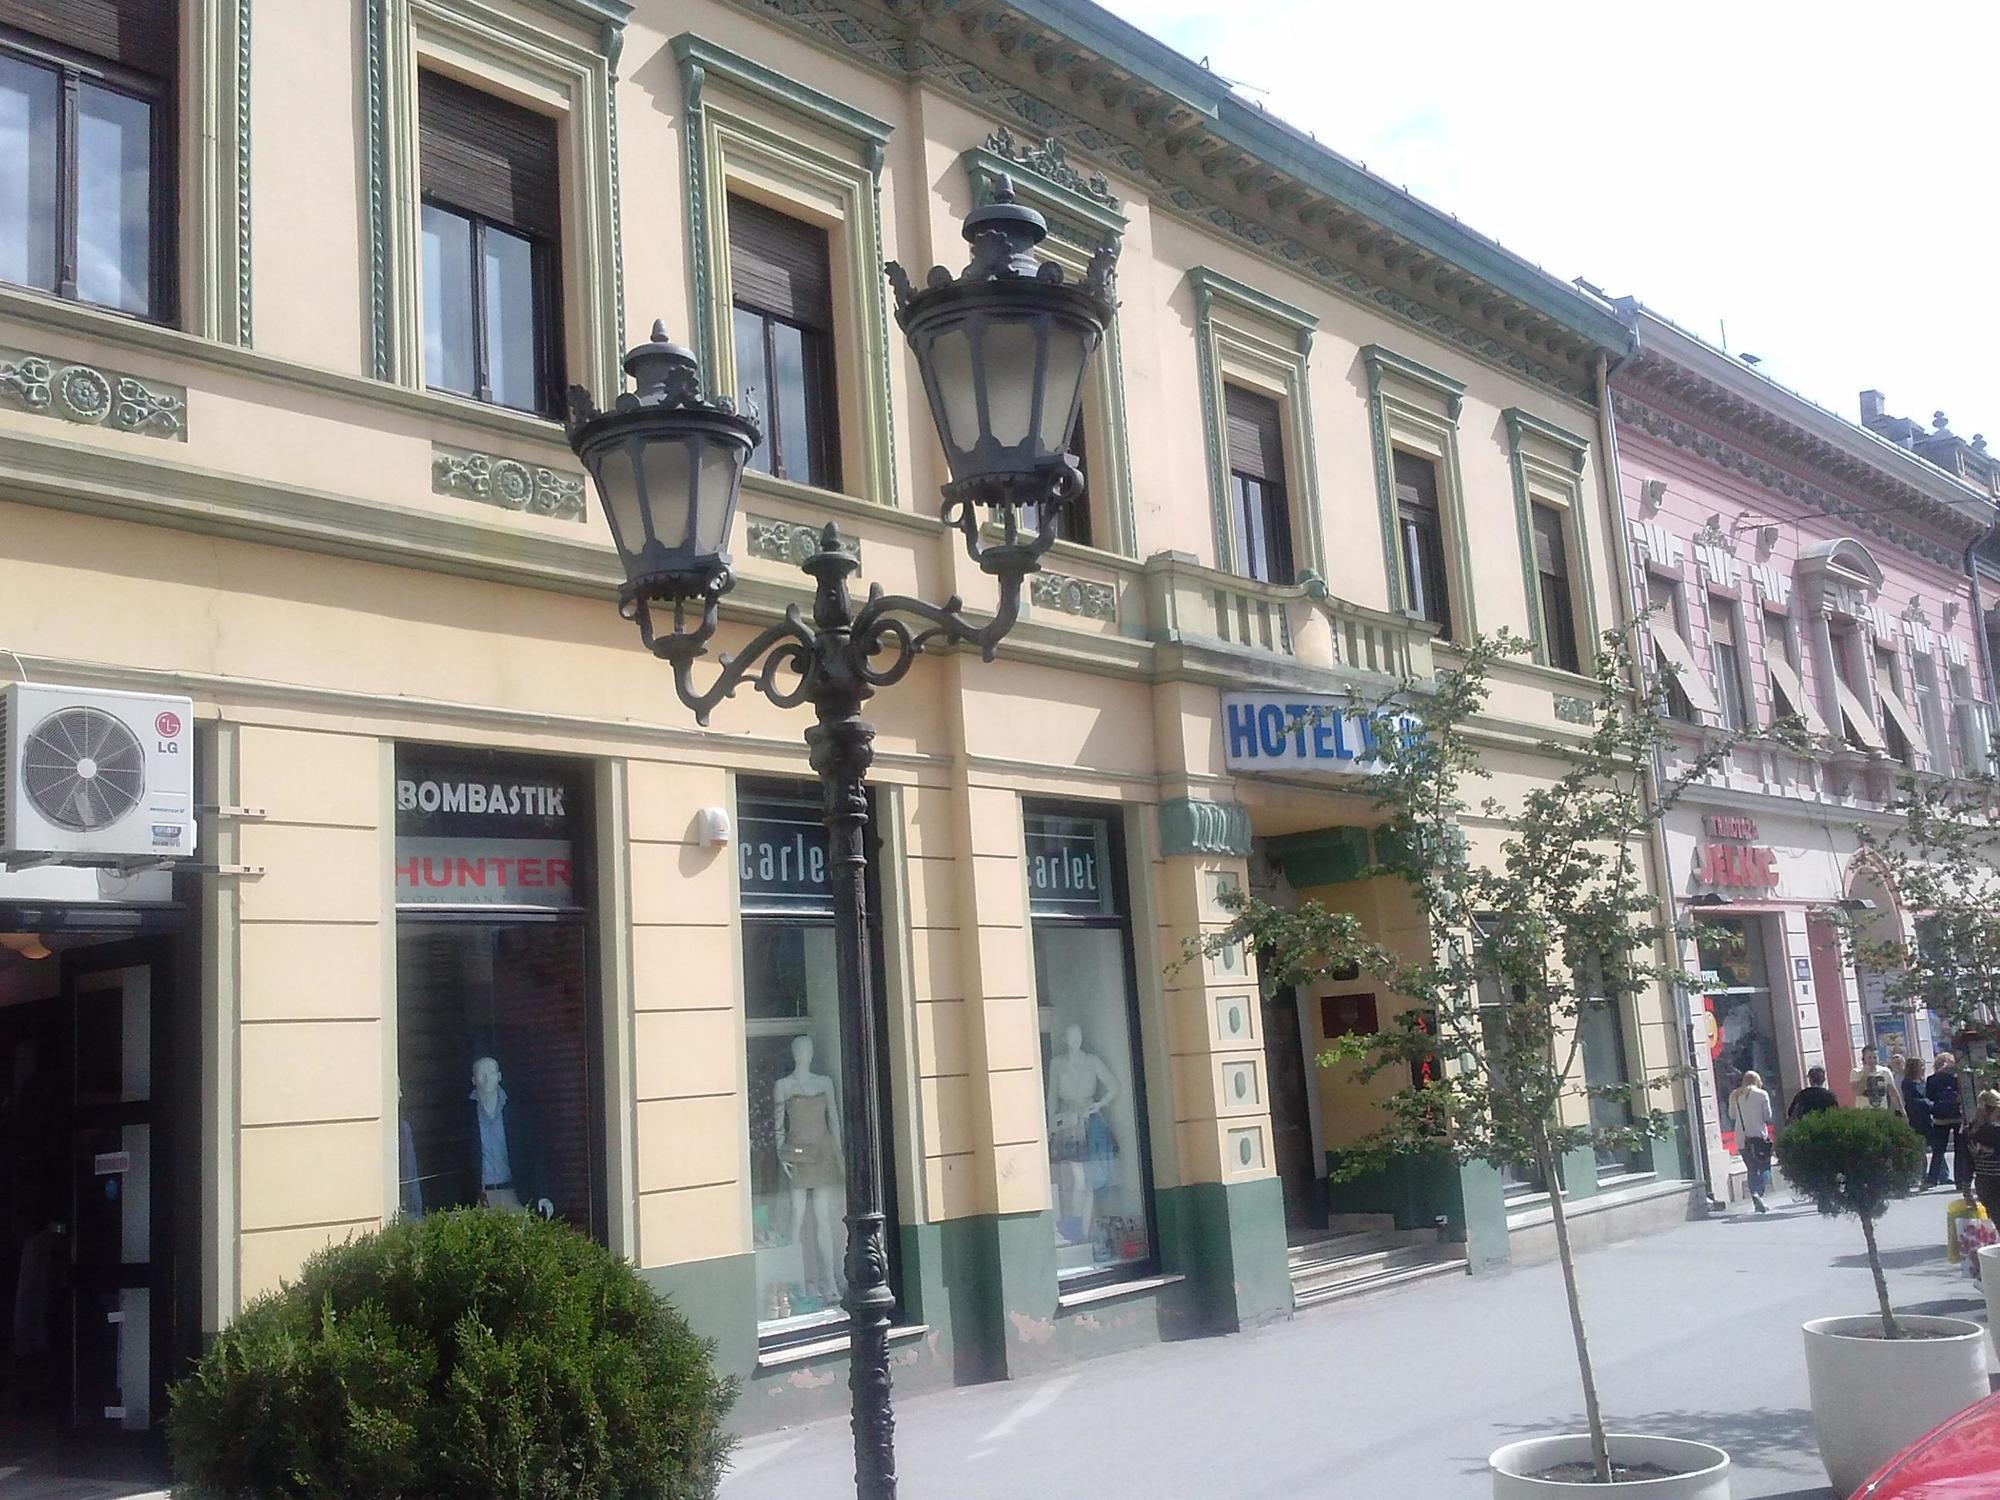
{"left": 747, "top": 514, "right": 860, "bottom": 566}
{"left": 1029, "top": 569, "right": 1116, "bottom": 621}
{"left": 724, "top": 0, "right": 1610, "bottom": 405}
{"left": 671, "top": 32, "right": 893, "bottom": 146}
{"left": 431, "top": 445, "right": 585, "bottom": 520}
{"left": 983, "top": 126, "right": 1119, "bottom": 211}
{"left": 1616, "top": 394, "right": 1965, "bottom": 568}
{"left": 962, "top": 145, "right": 1125, "bottom": 252}
{"left": 1502, "top": 407, "right": 1589, "bottom": 475}
{"left": 1363, "top": 343, "right": 1465, "bottom": 420}
{"left": 1158, "top": 798, "right": 1252, "bottom": 858}
{"left": 1189, "top": 264, "right": 1317, "bottom": 352}
{"left": 0, "top": 349, "right": 187, "bottom": 439}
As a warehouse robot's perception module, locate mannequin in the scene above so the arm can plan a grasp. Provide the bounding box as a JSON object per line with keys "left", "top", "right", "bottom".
{"left": 467, "top": 1056, "right": 554, "bottom": 1218}
{"left": 773, "top": 1035, "right": 844, "bottom": 1302}
{"left": 1047, "top": 1023, "right": 1119, "bottom": 1244}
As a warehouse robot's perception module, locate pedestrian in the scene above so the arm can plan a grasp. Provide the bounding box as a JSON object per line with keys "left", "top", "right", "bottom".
{"left": 1901, "top": 1056, "right": 1934, "bottom": 1177}
{"left": 1964, "top": 1089, "right": 2000, "bottom": 1225}
{"left": 1852, "top": 1045, "right": 1905, "bottom": 1116}
{"left": 1729, "top": 1069, "right": 1776, "bottom": 1214}
{"left": 1924, "top": 1052, "right": 1964, "bottom": 1189}
{"left": 1787, "top": 1065, "right": 1839, "bottom": 1121}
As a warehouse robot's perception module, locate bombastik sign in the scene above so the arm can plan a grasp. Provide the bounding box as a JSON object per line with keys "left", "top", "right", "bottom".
{"left": 1222, "top": 692, "right": 1418, "bottom": 776}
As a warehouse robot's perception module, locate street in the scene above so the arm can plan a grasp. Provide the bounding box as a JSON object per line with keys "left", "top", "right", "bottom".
{"left": 722, "top": 1196, "right": 1995, "bottom": 1499}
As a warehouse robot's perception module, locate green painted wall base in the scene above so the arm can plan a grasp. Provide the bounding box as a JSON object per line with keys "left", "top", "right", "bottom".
{"left": 1561, "top": 1145, "right": 1601, "bottom": 1201}
{"left": 1458, "top": 1160, "right": 1511, "bottom": 1272}
{"left": 1324, "top": 1148, "right": 1465, "bottom": 1238}
{"left": 1156, "top": 1176, "right": 1293, "bottom": 1332}
{"left": 1651, "top": 1111, "right": 1693, "bottom": 1182}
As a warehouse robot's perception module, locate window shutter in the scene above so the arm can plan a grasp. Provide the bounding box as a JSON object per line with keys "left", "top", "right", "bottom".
{"left": 1223, "top": 385, "right": 1284, "bottom": 484}
{"left": 0, "top": 0, "right": 174, "bottom": 73}
{"left": 727, "top": 195, "right": 834, "bottom": 331}
{"left": 419, "top": 71, "right": 560, "bottom": 239}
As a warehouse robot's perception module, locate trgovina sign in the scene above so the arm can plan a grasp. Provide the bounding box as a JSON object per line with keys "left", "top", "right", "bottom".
{"left": 1222, "top": 692, "right": 1418, "bottom": 775}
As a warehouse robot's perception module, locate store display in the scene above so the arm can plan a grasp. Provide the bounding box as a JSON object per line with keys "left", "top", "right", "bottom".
{"left": 1047, "top": 1023, "right": 1120, "bottom": 1246}
{"left": 774, "top": 1035, "right": 846, "bottom": 1303}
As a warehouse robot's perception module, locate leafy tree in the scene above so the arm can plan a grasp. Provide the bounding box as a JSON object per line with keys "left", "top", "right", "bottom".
{"left": 1847, "top": 770, "right": 2000, "bottom": 1096}
{"left": 1198, "top": 626, "right": 1735, "bottom": 1483}
{"left": 170, "top": 1208, "right": 735, "bottom": 1500}
{"left": 1776, "top": 1107, "right": 1927, "bottom": 1338}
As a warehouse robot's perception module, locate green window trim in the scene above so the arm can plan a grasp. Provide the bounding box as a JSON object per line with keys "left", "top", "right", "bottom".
{"left": 1362, "top": 344, "right": 1473, "bottom": 633}
{"left": 1189, "top": 266, "right": 1323, "bottom": 580}
{"left": 962, "top": 146, "right": 1136, "bottom": 557}
{"left": 1503, "top": 407, "right": 1598, "bottom": 671}
{"left": 365, "top": 0, "right": 625, "bottom": 398}
{"left": 673, "top": 33, "right": 899, "bottom": 511}
{"left": 193, "top": 0, "right": 254, "bottom": 346}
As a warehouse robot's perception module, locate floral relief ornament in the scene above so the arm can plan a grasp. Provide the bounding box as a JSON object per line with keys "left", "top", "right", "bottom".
{"left": 431, "top": 446, "right": 586, "bottom": 521}
{"left": 0, "top": 348, "right": 185, "bottom": 438}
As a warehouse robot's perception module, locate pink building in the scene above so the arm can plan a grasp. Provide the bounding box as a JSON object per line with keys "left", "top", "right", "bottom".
{"left": 1606, "top": 301, "right": 1998, "bottom": 1202}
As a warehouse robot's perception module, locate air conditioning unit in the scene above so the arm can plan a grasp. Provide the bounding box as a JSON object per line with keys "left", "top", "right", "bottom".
{"left": 0, "top": 683, "right": 197, "bottom": 863}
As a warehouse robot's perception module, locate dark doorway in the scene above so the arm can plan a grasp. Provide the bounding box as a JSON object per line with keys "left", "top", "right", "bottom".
{"left": 1261, "top": 983, "right": 1325, "bottom": 1237}
{"left": 3, "top": 932, "right": 183, "bottom": 1490}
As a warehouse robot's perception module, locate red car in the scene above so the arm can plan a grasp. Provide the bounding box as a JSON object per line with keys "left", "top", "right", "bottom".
{"left": 1855, "top": 1390, "right": 2000, "bottom": 1497}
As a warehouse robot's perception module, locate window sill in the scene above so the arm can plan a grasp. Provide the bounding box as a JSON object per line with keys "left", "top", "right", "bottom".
{"left": 741, "top": 467, "right": 937, "bottom": 537}
{"left": 1056, "top": 1271, "right": 1183, "bottom": 1311}
{"left": 754, "top": 1321, "right": 930, "bottom": 1372}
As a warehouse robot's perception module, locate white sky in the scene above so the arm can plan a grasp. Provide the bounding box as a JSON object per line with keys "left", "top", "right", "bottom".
{"left": 1096, "top": 0, "right": 2000, "bottom": 435}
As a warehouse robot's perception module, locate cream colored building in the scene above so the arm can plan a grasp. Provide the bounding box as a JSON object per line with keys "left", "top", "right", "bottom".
{"left": 0, "top": 0, "right": 1697, "bottom": 1467}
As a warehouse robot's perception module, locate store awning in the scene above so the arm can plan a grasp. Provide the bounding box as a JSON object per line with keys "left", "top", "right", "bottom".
{"left": 1834, "top": 679, "right": 1888, "bottom": 754}
{"left": 1878, "top": 682, "right": 1929, "bottom": 761}
{"left": 1765, "top": 652, "right": 1829, "bottom": 737}
{"left": 1651, "top": 623, "right": 1721, "bottom": 717}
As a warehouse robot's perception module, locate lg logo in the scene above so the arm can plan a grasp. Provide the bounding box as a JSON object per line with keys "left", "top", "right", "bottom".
{"left": 155, "top": 710, "right": 182, "bottom": 738}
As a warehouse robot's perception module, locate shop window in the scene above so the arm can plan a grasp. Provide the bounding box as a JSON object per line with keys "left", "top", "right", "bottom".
{"left": 737, "top": 782, "right": 898, "bottom": 1342}
{"left": 1645, "top": 572, "right": 1714, "bottom": 724}
{"left": 1695, "top": 917, "right": 1784, "bottom": 1154}
{"left": 1532, "top": 502, "right": 1582, "bottom": 674}
{"left": 728, "top": 195, "right": 840, "bottom": 490}
{"left": 418, "top": 71, "right": 564, "bottom": 415}
{"left": 1474, "top": 967, "right": 1552, "bottom": 1198}
{"left": 1224, "top": 384, "right": 1293, "bottom": 584}
{"left": 1575, "top": 956, "right": 1646, "bottom": 1178}
{"left": 1708, "top": 594, "right": 1750, "bottom": 731}
{"left": 0, "top": 1, "right": 176, "bottom": 321}
{"left": 393, "top": 749, "right": 601, "bottom": 1236}
{"left": 1395, "top": 449, "right": 1453, "bottom": 639}
{"left": 1025, "top": 805, "right": 1155, "bottom": 1284}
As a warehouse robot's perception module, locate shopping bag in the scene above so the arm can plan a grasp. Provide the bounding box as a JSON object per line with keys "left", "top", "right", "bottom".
{"left": 1946, "top": 1195, "right": 1990, "bottom": 1264}
{"left": 1958, "top": 1214, "right": 1998, "bottom": 1282}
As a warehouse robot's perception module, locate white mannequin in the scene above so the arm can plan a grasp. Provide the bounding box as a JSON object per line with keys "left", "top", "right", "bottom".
{"left": 773, "top": 1034, "right": 844, "bottom": 1301}
{"left": 469, "top": 1056, "right": 554, "bottom": 1219}
{"left": 1047, "top": 1024, "right": 1118, "bottom": 1243}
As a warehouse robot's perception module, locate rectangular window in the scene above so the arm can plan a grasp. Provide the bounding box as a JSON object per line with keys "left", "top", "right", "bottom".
{"left": 1826, "top": 624, "right": 1887, "bottom": 754}
{"left": 1025, "top": 806, "right": 1155, "bottom": 1285}
{"left": 1709, "top": 595, "right": 1750, "bottom": 730}
{"left": 418, "top": 71, "right": 563, "bottom": 415}
{"left": 1023, "top": 412, "right": 1091, "bottom": 547}
{"left": 1531, "top": 502, "right": 1582, "bottom": 674}
{"left": 737, "top": 782, "right": 898, "bottom": 1342}
{"left": 1224, "top": 384, "right": 1292, "bottom": 584}
{"left": 728, "top": 194, "right": 840, "bottom": 491}
{"left": 1394, "top": 450, "right": 1452, "bottom": 639}
{"left": 0, "top": 2, "right": 176, "bottom": 320}
{"left": 1912, "top": 652, "right": 1948, "bottom": 767}
{"left": 1951, "top": 663, "right": 1993, "bottom": 775}
{"left": 392, "top": 749, "right": 602, "bottom": 1238}
{"left": 1645, "top": 572, "right": 1716, "bottom": 723}
{"left": 1576, "top": 957, "right": 1647, "bottom": 1178}
{"left": 1874, "top": 644, "right": 1927, "bottom": 766}
{"left": 1474, "top": 968, "right": 1551, "bottom": 1198}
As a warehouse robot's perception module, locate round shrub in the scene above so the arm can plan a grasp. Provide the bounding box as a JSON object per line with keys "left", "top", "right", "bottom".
{"left": 1777, "top": 1106, "right": 1926, "bottom": 1222}
{"left": 169, "top": 1208, "right": 735, "bottom": 1500}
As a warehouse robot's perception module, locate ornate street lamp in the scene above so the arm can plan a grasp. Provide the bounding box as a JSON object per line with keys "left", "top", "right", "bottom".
{"left": 566, "top": 177, "right": 1114, "bottom": 1500}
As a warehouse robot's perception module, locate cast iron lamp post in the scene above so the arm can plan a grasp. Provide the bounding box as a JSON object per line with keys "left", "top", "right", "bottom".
{"left": 565, "top": 178, "right": 1115, "bottom": 1500}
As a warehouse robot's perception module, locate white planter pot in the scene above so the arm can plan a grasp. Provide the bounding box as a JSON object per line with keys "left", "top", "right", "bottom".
{"left": 1982, "top": 1243, "right": 2000, "bottom": 1361}
{"left": 1801, "top": 1313, "right": 1990, "bottom": 1497}
{"left": 1488, "top": 1434, "right": 1730, "bottom": 1499}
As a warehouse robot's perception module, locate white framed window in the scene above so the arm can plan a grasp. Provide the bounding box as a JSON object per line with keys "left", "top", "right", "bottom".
{"left": 1828, "top": 622, "right": 1887, "bottom": 754}
{"left": 1645, "top": 571, "right": 1715, "bottom": 723}
{"left": 1761, "top": 607, "right": 1827, "bottom": 735}
{"left": 1708, "top": 593, "right": 1750, "bottom": 730}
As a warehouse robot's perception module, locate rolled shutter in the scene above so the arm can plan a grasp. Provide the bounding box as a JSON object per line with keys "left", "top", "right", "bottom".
{"left": 419, "top": 70, "right": 560, "bottom": 239}
{"left": 0, "top": 0, "right": 174, "bottom": 74}
{"left": 727, "top": 195, "right": 834, "bottom": 331}
{"left": 1224, "top": 385, "right": 1284, "bottom": 484}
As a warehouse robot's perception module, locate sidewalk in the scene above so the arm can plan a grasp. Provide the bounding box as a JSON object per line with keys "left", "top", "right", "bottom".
{"left": 721, "top": 1194, "right": 1995, "bottom": 1500}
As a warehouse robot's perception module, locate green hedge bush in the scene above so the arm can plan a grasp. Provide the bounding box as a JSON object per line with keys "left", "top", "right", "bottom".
{"left": 169, "top": 1208, "right": 735, "bottom": 1500}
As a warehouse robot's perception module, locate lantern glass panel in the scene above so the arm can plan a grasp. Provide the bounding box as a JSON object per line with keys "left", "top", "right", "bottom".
{"left": 638, "top": 435, "right": 695, "bottom": 551}
{"left": 695, "top": 437, "right": 742, "bottom": 554}
{"left": 1037, "top": 324, "right": 1091, "bottom": 461}
{"left": 926, "top": 324, "right": 979, "bottom": 454}
{"left": 594, "top": 438, "right": 649, "bottom": 560}
{"left": 980, "top": 317, "right": 1041, "bottom": 449}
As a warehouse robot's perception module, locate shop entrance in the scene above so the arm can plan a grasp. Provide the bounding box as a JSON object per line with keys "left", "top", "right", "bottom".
{"left": 3, "top": 923, "right": 190, "bottom": 1492}
{"left": 1260, "top": 981, "right": 1326, "bottom": 1237}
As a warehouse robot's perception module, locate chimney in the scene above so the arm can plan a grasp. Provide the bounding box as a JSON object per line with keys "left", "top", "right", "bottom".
{"left": 1859, "top": 389, "right": 1887, "bottom": 424}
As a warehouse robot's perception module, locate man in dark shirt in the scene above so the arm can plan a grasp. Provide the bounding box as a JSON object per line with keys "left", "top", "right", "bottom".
{"left": 1924, "top": 1053, "right": 1965, "bottom": 1188}
{"left": 1787, "top": 1065, "right": 1839, "bottom": 1122}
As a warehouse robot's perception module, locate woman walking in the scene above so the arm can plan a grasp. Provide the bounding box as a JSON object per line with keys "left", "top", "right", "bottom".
{"left": 1729, "top": 1069, "right": 1776, "bottom": 1214}
{"left": 1966, "top": 1089, "right": 2000, "bottom": 1225}
{"left": 1901, "top": 1056, "right": 1935, "bottom": 1185}
{"left": 1924, "top": 1053, "right": 1964, "bottom": 1189}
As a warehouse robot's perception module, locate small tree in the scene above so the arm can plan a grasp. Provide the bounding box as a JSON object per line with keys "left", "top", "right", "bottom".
{"left": 1776, "top": 1107, "right": 1927, "bottom": 1338}
{"left": 1848, "top": 771, "right": 2000, "bottom": 1096}
{"left": 1200, "top": 626, "right": 1734, "bottom": 1483}
{"left": 169, "top": 1208, "right": 736, "bottom": 1500}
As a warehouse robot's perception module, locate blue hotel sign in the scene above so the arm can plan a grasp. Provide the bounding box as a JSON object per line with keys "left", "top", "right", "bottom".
{"left": 1222, "top": 693, "right": 1415, "bottom": 775}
